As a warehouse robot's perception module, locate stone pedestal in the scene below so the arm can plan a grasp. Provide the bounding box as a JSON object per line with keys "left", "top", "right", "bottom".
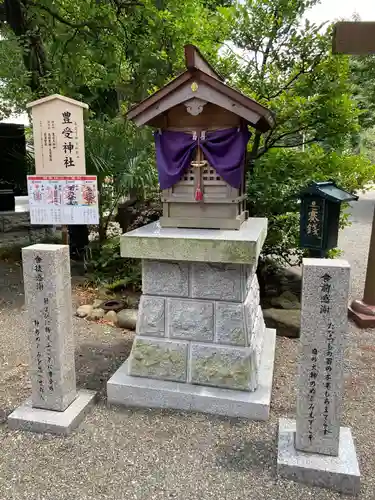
{"left": 8, "top": 244, "right": 96, "bottom": 435}
{"left": 348, "top": 299, "right": 375, "bottom": 328}
{"left": 277, "top": 259, "right": 360, "bottom": 494}
{"left": 277, "top": 419, "right": 360, "bottom": 495}
{"left": 107, "top": 219, "right": 276, "bottom": 419}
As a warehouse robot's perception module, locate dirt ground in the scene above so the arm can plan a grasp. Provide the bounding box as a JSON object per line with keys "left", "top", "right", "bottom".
{"left": 0, "top": 192, "right": 375, "bottom": 499}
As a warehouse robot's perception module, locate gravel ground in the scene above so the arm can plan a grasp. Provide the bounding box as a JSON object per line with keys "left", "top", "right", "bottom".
{"left": 1, "top": 192, "right": 375, "bottom": 500}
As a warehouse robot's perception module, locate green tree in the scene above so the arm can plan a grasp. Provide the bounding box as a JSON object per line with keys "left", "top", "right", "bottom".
{"left": 0, "top": 0, "right": 230, "bottom": 117}
{"left": 221, "top": 0, "right": 360, "bottom": 157}
{"left": 248, "top": 146, "right": 373, "bottom": 264}
{"left": 350, "top": 55, "right": 375, "bottom": 131}
{"left": 219, "top": 0, "right": 373, "bottom": 263}
{"left": 348, "top": 55, "right": 375, "bottom": 155}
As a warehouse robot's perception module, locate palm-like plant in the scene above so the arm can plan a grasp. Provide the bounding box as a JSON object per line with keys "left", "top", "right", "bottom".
{"left": 85, "top": 117, "right": 158, "bottom": 241}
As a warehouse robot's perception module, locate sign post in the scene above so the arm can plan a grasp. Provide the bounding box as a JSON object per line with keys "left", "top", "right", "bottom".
{"left": 26, "top": 94, "right": 88, "bottom": 177}
{"left": 333, "top": 22, "right": 375, "bottom": 327}
{"left": 25, "top": 94, "right": 98, "bottom": 238}
{"left": 7, "top": 243, "right": 96, "bottom": 434}
{"left": 277, "top": 259, "right": 360, "bottom": 494}
{"left": 6, "top": 95, "right": 98, "bottom": 435}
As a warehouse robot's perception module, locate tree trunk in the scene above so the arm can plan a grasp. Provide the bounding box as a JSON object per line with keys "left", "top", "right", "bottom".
{"left": 4, "top": 0, "right": 51, "bottom": 94}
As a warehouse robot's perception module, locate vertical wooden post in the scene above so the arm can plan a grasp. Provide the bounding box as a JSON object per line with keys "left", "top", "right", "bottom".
{"left": 333, "top": 22, "right": 375, "bottom": 327}
{"left": 362, "top": 205, "right": 375, "bottom": 305}
{"left": 349, "top": 206, "right": 375, "bottom": 326}
{"left": 62, "top": 225, "right": 69, "bottom": 246}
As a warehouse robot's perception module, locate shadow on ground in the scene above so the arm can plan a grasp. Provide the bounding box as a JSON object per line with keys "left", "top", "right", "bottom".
{"left": 75, "top": 338, "right": 133, "bottom": 398}
{"left": 215, "top": 435, "right": 276, "bottom": 473}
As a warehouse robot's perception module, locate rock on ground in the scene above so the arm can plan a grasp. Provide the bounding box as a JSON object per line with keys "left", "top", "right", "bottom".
{"left": 76, "top": 304, "right": 93, "bottom": 318}
{"left": 104, "top": 310, "right": 118, "bottom": 325}
{"left": 263, "top": 308, "right": 300, "bottom": 338}
{"left": 117, "top": 308, "right": 137, "bottom": 330}
{"left": 92, "top": 299, "right": 104, "bottom": 309}
{"left": 270, "top": 290, "right": 300, "bottom": 310}
{"left": 87, "top": 308, "right": 105, "bottom": 321}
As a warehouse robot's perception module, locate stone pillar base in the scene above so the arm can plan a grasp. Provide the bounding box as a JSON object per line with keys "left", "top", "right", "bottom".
{"left": 277, "top": 419, "right": 360, "bottom": 495}
{"left": 8, "top": 389, "right": 97, "bottom": 435}
{"left": 349, "top": 299, "right": 375, "bottom": 328}
{"left": 107, "top": 328, "right": 276, "bottom": 420}
{"left": 129, "top": 260, "right": 264, "bottom": 392}
{"left": 113, "top": 219, "right": 275, "bottom": 419}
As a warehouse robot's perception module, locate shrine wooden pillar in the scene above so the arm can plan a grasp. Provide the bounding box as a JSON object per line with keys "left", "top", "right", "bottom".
{"left": 333, "top": 22, "right": 375, "bottom": 327}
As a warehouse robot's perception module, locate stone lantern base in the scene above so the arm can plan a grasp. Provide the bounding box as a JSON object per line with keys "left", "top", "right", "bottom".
{"left": 107, "top": 219, "right": 276, "bottom": 420}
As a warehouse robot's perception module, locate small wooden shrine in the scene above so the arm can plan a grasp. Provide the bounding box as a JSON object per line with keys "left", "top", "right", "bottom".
{"left": 127, "top": 45, "right": 275, "bottom": 230}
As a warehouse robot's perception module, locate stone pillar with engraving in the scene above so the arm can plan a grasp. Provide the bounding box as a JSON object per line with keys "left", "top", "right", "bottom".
{"left": 8, "top": 244, "right": 96, "bottom": 435}
{"left": 107, "top": 219, "right": 276, "bottom": 420}
{"left": 277, "top": 258, "right": 360, "bottom": 495}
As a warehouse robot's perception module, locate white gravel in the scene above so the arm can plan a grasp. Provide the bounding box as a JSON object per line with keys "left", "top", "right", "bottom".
{"left": 1, "top": 191, "right": 375, "bottom": 499}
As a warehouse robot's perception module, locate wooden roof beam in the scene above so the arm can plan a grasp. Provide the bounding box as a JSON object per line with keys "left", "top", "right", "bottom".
{"left": 184, "top": 44, "right": 224, "bottom": 81}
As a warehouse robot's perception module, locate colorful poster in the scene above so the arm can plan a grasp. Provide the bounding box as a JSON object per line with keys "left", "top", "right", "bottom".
{"left": 27, "top": 175, "right": 99, "bottom": 225}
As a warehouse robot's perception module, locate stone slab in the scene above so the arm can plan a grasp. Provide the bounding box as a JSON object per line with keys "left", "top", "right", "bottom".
{"left": 128, "top": 338, "right": 188, "bottom": 382}
{"left": 22, "top": 244, "right": 76, "bottom": 411}
{"left": 137, "top": 295, "right": 165, "bottom": 337}
{"left": 244, "top": 290, "right": 260, "bottom": 342}
{"left": 250, "top": 306, "right": 266, "bottom": 371}
{"left": 191, "top": 263, "right": 247, "bottom": 302}
{"left": 277, "top": 418, "right": 360, "bottom": 495}
{"left": 215, "top": 302, "right": 246, "bottom": 346}
{"left": 120, "top": 218, "right": 268, "bottom": 264}
{"left": 7, "top": 390, "right": 97, "bottom": 436}
{"left": 142, "top": 260, "right": 189, "bottom": 297}
{"left": 190, "top": 343, "right": 256, "bottom": 391}
{"left": 107, "top": 329, "right": 276, "bottom": 420}
{"left": 296, "top": 258, "right": 350, "bottom": 456}
{"left": 167, "top": 298, "right": 214, "bottom": 341}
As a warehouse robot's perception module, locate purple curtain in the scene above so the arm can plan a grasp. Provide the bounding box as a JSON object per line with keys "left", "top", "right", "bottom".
{"left": 154, "top": 127, "right": 251, "bottom": 190}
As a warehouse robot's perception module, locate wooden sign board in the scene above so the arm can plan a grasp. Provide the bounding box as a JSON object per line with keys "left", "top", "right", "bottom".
{"left": 333, "top": 22, "right": 375, "bottom": 55}
{"left": 27, "top": 94, "right": 89, "bottom": 176}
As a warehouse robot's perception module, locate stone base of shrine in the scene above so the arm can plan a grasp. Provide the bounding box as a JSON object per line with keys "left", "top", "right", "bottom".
{"left": 8, "top": 389, "right": 97, "bottom": 436}
{"left": 277, "top": 419, "right": 360, "bottom": 495}
{"left": 107, "top": 328, "right": 276, "bottom": 420}
{"left": 119, "top": 218, "right": 267, "bottom": 265}
{"left": 115, "top": 217, "right": 274, "bottom": 418}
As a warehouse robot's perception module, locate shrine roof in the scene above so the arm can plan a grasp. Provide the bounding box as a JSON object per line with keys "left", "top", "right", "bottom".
{"left": 299, "top": 181, "right": 359, "bottom": 203}
{"left": 127, "top": 45, "right": 275, "bottom": 133}
{"left": 26, "top": 94, "right": 89, "bottom": 110}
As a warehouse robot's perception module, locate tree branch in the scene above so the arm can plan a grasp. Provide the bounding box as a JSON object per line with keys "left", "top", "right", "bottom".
{"left": 28, "top": 2, "right": 99, "bottom": 30}
{"left": 110, "top": 0, "right": 143, "bottom": 16}
{"left": 260, "top": 8, "right": 280, "bottom": 77}
{"left": 256, "top": 136, "right": 327, "bottom": 158}
{"left": 3, "top": 0, "right": 51, "bottom": 92}
{"left": 221, "top": 42, "right": 253, "bottom": 65}
{"left": 59, "top": 28, "right": 80, "bottom": 60}
{"left": 266, "top": 126, "right": 308, "bottom": 146}
{"left": 264, "top": 117, "right": 322, "bottom": 149}
{"left": 266, "top": 69, "right": 305, "bottom": 99}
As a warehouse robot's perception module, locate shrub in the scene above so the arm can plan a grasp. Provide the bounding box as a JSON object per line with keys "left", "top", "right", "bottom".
{"left": 248, "top": 145, "right": 374, "bottom": 264}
